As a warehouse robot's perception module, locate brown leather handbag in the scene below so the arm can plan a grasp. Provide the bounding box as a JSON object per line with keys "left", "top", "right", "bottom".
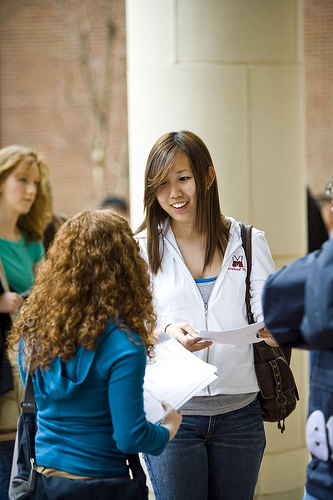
{"left": 240, "top": 222, "right": 299, "bottom": 433}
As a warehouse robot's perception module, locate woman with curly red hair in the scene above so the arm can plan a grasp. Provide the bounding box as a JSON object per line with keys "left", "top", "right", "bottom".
{"left": 8, "top": 209, "right": 181, "bottom": 493}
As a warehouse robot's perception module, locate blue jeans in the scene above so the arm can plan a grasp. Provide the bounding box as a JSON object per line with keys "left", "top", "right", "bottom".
{"left": 143, "top": 397, "right": 265, "bottom": 500}
{"left": 0, "top": 440, "right": 15, "bottom": 500}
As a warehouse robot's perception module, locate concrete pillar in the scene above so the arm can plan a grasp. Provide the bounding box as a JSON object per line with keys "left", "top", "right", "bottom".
{"left": 126, "top": 1, "right": 308, "bottom": 498}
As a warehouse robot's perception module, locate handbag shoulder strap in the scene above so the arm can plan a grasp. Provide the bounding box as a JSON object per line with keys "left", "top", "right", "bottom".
{"left": 240, "top": 223, "right": 293, "bottom": 366}
{"left": 22, "top": 372, "right": 36, "bottom": 413}
{"left": 239, "top": 222, "right": 254, "bottom": 324}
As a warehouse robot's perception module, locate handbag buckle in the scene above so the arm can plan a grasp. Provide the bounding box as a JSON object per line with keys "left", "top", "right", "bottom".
{"left": 276, "top": 394, "right": 287, "bottom": 406}
{"left": 27, "top": 457, "right": 37, "bottom": 491}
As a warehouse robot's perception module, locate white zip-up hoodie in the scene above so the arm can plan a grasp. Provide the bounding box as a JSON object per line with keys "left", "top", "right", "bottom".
{"left": 136, "top": 217, "right": 276, "bottom": 396}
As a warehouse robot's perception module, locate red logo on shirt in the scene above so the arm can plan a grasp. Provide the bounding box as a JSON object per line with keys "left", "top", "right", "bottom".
{"left": 232, "top": 255, "right": 243, "bottom": 268}
{"left": 228, "top": 255, "right": 246, "bottom": 271}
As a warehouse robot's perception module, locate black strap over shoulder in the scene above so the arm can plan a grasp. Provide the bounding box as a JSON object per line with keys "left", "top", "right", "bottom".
{"left": 239, "top": 222, "right": 254, "bottom": 324}
{"left": 22, "top": 372, "right": 36, "bottom": 413}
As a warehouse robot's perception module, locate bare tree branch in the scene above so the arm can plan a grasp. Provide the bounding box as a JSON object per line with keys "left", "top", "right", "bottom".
{"left": 50, "top": 0, "right": 124, "bottom": 202}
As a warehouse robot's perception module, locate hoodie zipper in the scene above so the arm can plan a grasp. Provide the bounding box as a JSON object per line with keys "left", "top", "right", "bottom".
{"left": 204, "top": 302, "right": 208, "bottom": 328}
{"left": 203, "top": 301, "right": 212, "bottom": 395}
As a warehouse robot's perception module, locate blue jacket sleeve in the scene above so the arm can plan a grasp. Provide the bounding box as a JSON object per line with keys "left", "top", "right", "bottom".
{"left": 262, "top": 250, "right": 320, "bottom": 348}
{"left": 301, "top": 239, "right": 333, "bottom": 349}
{"left": 106, "top": 330, "right": 170, "bottom": 456}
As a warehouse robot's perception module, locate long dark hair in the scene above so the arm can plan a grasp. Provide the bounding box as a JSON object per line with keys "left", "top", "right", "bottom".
{"left": 136, "top": 131, "right": 230, "bottom": 274}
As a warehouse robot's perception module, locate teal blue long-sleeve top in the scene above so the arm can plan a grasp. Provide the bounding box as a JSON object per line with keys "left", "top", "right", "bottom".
{"left": 18, "top": 320, "right": 169, "bottom": 478}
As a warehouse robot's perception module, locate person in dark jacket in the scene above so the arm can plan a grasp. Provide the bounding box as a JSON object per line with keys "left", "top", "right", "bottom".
{"left": 260, "top": 238, "right": 333, "bottom": 500}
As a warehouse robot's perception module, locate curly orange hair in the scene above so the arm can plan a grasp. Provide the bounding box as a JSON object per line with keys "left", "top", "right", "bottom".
{"left": 8, "top": 209, "right": 156, "bottom": 371}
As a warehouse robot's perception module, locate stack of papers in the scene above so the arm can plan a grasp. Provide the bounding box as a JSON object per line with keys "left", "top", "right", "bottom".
{"left": 143, "top": 332, "right": 217, "bottom": 424}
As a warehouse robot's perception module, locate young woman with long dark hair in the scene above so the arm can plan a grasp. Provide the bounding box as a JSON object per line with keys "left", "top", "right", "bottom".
{"left": 135, "top": 130, "right": 276, "bottom": 500}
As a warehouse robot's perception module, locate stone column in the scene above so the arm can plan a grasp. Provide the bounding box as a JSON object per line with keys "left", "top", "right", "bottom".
{"left": 126, "top": 1, "right": 308, "bottom": 498}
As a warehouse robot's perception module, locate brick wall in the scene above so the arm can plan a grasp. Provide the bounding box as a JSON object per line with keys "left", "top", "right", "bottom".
{"left": 0, "top": 0, "right": 128, "bottom": 218}
{"left": 304, "top": 0, "right": 333, "bottom": 196}
{"left": 0, "top": 1, "right": 332, "bottom": 216}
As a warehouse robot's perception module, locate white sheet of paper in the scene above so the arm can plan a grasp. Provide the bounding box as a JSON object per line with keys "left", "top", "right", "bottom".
{"left": 197, "top": 320, "right": 265, "bottom": 345}
{"left": 143, "top": 332, "right": 218, "bottom": 424}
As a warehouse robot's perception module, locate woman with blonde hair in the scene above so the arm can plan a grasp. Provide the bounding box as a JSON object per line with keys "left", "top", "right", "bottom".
{"left": 0, "top": 145, "right": 51, "bottom": 499}
{"left": 135, "top": 130, "right": 276, "bottom": 500}
{"left": 8, "top": 209, "right": 181, "bottom": 496}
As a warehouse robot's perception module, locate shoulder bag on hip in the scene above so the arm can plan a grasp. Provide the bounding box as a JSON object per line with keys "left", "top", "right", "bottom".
{"left": 240, "top": 222, "right": 299, "bottom": 433}
{"left": 9, "top": 371, "right": 149, "bottom": 500}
